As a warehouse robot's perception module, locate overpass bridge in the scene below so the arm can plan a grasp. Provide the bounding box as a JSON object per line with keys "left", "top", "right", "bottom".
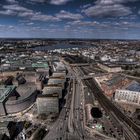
{"left": 70, "top": 63, "right": 90, "bottom": 67}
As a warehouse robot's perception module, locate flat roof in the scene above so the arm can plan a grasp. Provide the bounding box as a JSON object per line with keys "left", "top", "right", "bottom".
{"left": 126, "top": 81, "right": 140, "bottom": 92}
{"left": 106, "top": 75, "right": 125, "bottom": 87}
{"left": 32, "top": 63, "right": 48, "bottom": 68}
{"left": 0, "top": 86, "right": 16, "bottom": 102}
{"left": 16, "top": 84, "right": 36, "bottom": 97}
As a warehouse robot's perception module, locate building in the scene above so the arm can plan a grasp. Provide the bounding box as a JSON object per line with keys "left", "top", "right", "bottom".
{"left": 37, "top": 93, "right": 59, "bottom": 115}
{"left": 0, "top": 84, "right": 37, "bottom": 116}
{"left": 52, "top": 62, "right": 66, "bottom": 72}
{"left": 0, "top": 86, "right": 16, "bottom": 115}
{"left": 0, "top": 122, "right": 16, "bottom": 139}
{"left": 42, "top": 84, "right": 63, "bottom": 99}
{"left": 36, "top": 79, "right": 43, "bottom": 90}
{"left": 5, "top": 85, "right": 37, "bottom": 114}
{"left": 100, "top": 75, "right": 131, "bottom": 97}
{"left": 115, "top": 81, "right": 140, "bottom": 112}
{"left": 47, "top": 77, "right": 65, "bottom": 89}
{"left": 32, "top": 62, "right": 49, "bottom": 69}
{"left": 97, "top": 62, "right": 122, "bottom": 73}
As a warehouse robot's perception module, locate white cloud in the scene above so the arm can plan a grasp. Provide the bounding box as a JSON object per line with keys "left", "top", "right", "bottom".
{"left": 50, "top": 0, "right": 71, "bottom": 5}
{"left": 95, "top": 0, "right": 138, "bottom": 5}
{"left": 30, "top": 12, "right": 60, "bottom": 22}
{"left": 67, "top": 20, "right": 99, "bottom": 26}
{"left": 3, "top": 4, "right": 32, "bottom": 12}
{"left": 82, "top": 0, "right": 133, "bottom": 18}
{"left": 0, "top": 4, "right": 60, "bottom": 22}
{"left": 56, "top": 10, "right": 83, "bottom": 20}
{"left": 0, "top": 9, "right": 16, "bottom": 15}
{"left": 26, "top": 22, "right": 34, "bottom": 25}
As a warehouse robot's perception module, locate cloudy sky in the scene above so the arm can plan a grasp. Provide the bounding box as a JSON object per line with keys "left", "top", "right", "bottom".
{"left": 0, "top": 0, "right": 140, "bottom": 39}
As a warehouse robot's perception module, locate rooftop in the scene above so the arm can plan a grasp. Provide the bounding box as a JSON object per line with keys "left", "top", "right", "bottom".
{"left": 0, "top": 86, "right": 16, "bottom": 102}
{"left": 16, "top": 84, "right": 36, "bottom": 97}
{"left": 106, "top": 75, "right": 125, "bottom": 87}
{"left": 126, "top": 81, "right": 140, "bottom": 92}
{"left": 32, "top": 63, "right": 48, "bottom": 68}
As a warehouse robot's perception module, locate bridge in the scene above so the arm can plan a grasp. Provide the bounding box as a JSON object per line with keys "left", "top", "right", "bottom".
{"left": 70, "top": 63, "right": 90, "bottom": 67}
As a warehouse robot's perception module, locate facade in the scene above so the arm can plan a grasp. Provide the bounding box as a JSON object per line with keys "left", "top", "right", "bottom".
{"left": 115, "top": 90, "right": 140, "bottom": 104}
{"left": 115, "top": 81, "right": 140, "bottom": 105}
{"left": 37, "top": 93, "right": 59, "bottom": 115}
{"left": 36, "top": 79, "right": 43, "bottom": 90}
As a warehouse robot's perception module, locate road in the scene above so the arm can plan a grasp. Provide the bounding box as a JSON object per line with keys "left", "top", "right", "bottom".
{"left": 43, "top": 79, "right": 73, "bottom": 140}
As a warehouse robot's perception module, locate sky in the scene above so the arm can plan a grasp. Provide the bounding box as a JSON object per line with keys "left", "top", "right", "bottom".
{"left": 0, "top": 0, "right": 140, "bottom": 39}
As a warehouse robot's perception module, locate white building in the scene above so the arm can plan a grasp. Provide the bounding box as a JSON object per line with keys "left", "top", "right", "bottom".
{"left": 100, "top": 55, "right": 111, "bottom": 61}
{"left": 115, "top": 81, "right": 140, "bottom": 105}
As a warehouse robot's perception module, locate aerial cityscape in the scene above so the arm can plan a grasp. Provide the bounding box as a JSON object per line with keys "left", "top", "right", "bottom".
{"left": 0, "top": 0, "right": 140, "bottom": 140}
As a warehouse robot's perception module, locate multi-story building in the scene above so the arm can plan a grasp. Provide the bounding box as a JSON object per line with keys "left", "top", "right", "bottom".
{"left": 101, "top": 75, "right": 131, "bottom": 97}
{"left": 47, "top": 77, "right": 65, "bottom": 89}
{"left": 115, "top": 81, "right": 140, "bottom": 104}
{"left": 0, "top": 122, "right": 16, "bottom": 139}
{"left": 115, "top": 81, "right": 140, "bottom": 112}
{"left": 42, "top": 84, "right": 63, "bottom": 99}
{"left": 37, "top": 93, "right": 59, "bottom": 115}
{"left": 97, "top": 62, "right": 122, "bottom": 73}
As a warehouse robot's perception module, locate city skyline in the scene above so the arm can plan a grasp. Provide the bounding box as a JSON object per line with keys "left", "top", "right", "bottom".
{"left": 0, "top": 0, "right": 140, "bottom": 39}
